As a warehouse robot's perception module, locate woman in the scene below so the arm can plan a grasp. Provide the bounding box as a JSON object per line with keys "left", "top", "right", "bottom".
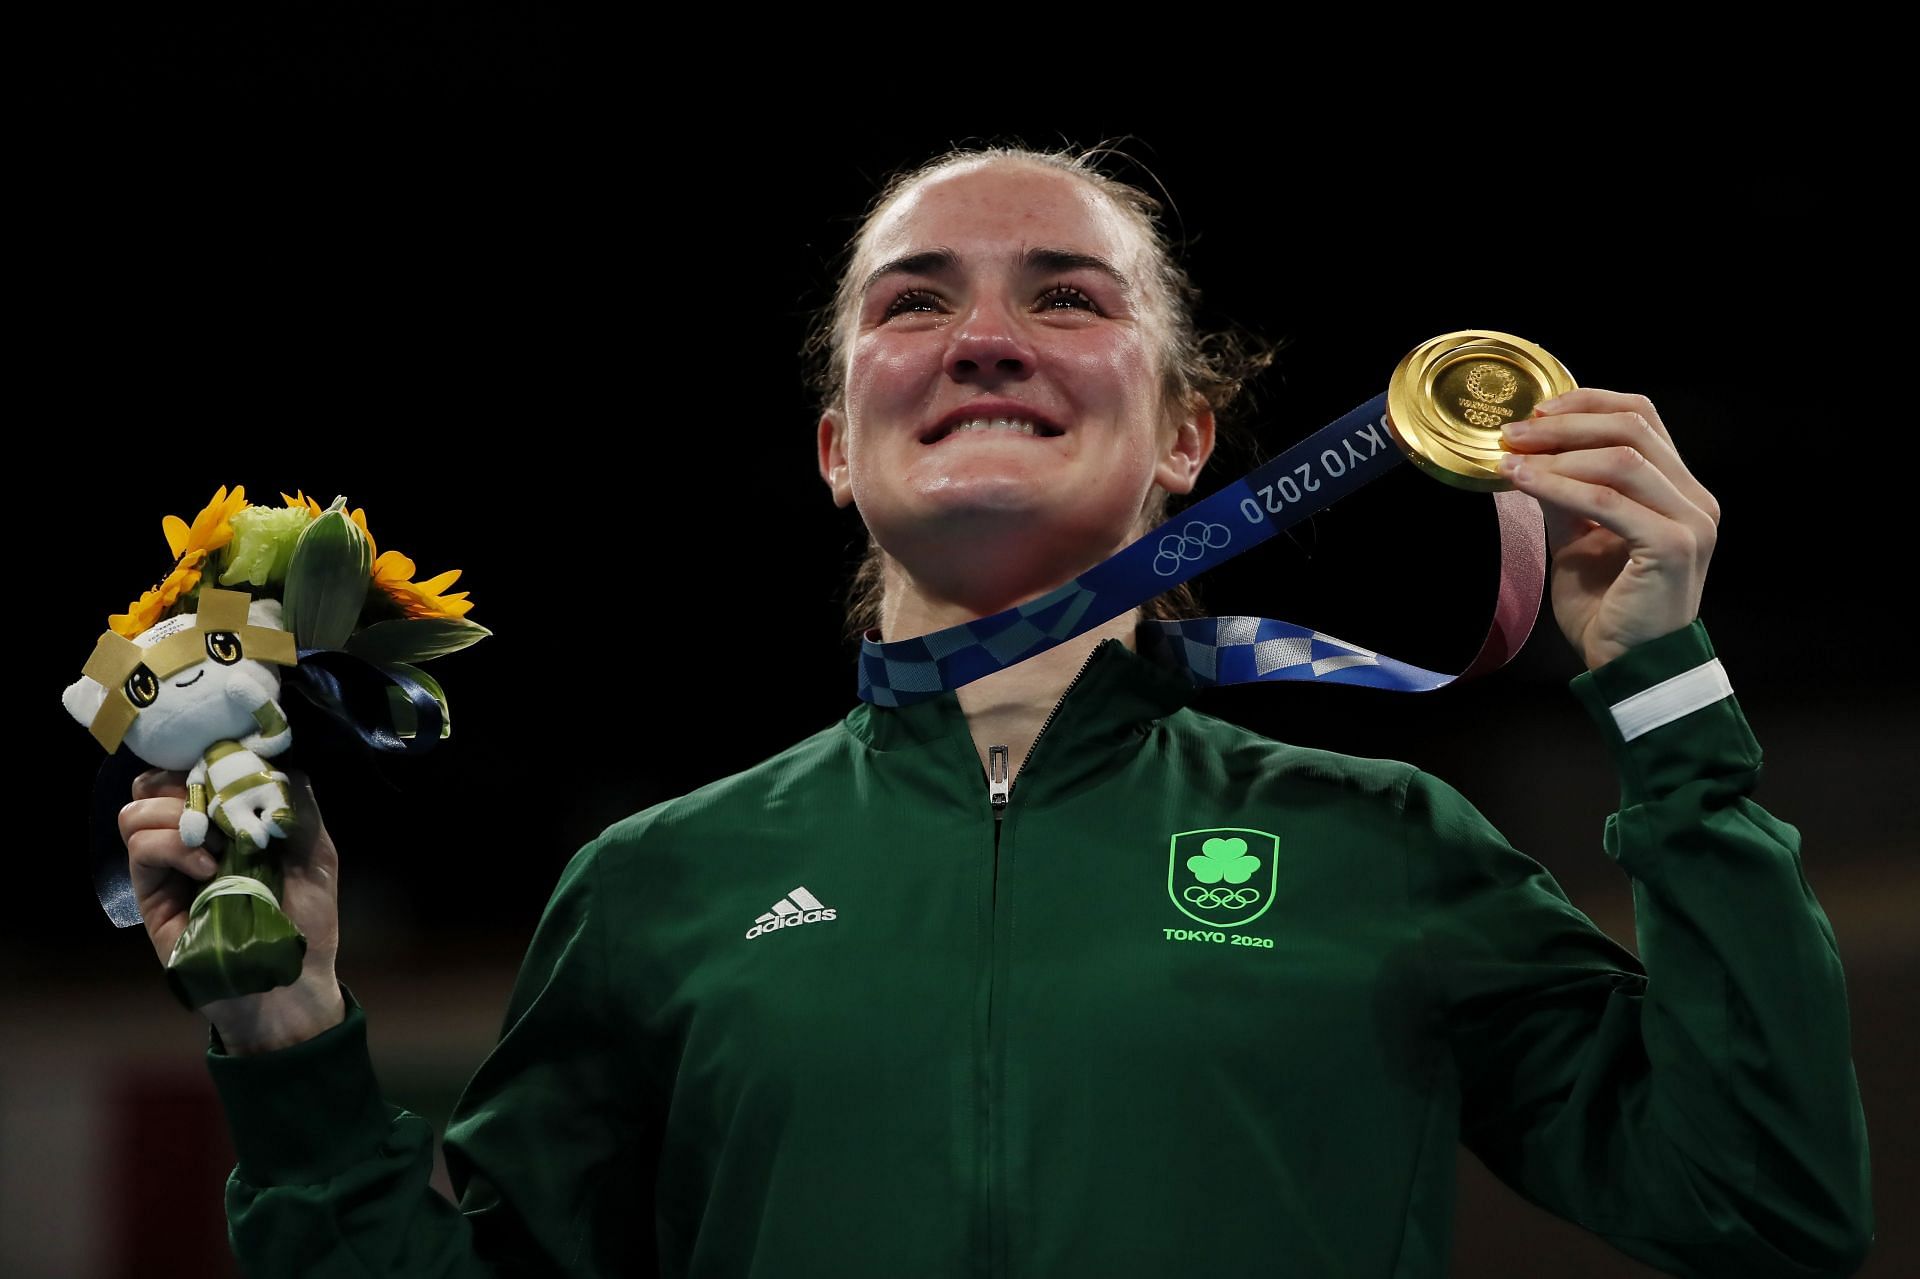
{"left": 120, "top": 145, "right": 1873, "bottom": 1276}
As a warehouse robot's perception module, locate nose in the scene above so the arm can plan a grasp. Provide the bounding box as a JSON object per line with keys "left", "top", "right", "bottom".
{"left": 944, "top": 300, "right": 1035, "bottom": 385}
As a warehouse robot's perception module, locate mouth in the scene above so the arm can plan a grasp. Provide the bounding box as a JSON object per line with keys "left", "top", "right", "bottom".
{"left": 920, "top": 406, "right": 1068, "bottom": 445}
{"left": 174, "top": 670, "right": 206, "bottom": 688}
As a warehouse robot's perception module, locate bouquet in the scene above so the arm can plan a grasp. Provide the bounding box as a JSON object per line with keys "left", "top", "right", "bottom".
{"left": 61, "top": 486, "right": 488, "bottom": 1010}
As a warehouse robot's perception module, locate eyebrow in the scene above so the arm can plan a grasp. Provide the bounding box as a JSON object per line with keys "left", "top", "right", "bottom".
{"left": 860, "top": 246, "right": 1132, "bottom": 298}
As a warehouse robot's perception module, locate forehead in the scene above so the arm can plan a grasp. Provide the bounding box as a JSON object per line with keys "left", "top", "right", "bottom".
{"left": 860, "top": 161, "right": 1144, "bottom": 276}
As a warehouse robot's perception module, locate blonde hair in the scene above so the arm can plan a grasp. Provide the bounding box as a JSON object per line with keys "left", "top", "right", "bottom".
{"left": 803, "top": 142, "right": 1278, "bottom": 642}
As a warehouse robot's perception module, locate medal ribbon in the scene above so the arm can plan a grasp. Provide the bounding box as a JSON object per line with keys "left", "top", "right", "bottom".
{"left": 857, "top": 392, "right": 1546, "bottom": 705}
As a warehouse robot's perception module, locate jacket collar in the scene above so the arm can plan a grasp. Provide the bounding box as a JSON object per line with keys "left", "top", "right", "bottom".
{"left": 843, "top": 626, "right": 1201, "bottom": 757}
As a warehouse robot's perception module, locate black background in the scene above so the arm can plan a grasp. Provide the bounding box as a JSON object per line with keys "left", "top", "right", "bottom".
{"left": 30, "top": 23, "right": 1900, "bottom": 961}
{"left": 14, "top": 13, "right": 1913, "bottom": 1279}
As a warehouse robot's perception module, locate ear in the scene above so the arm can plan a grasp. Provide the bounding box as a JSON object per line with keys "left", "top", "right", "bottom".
{"left": 1153, "top": 397, "right": 1217, "bottom": 497}
{"left": 248, "top": 597, "right": 286, "bottom": 629}
{"left": 62, "top": 675, "right": 107, "bottom": 729}
{"left": 818, "top": 410, "right": 854, "bottom": 509}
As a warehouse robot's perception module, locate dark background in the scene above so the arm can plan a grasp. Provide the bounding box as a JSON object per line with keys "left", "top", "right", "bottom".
{"left": 13, "top": 12, "right": 1911, "bottom": 1278}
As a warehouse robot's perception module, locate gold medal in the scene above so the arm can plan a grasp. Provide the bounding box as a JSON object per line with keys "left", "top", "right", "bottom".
{"left": 1386, "top": 330, "right": 1578, "bottom": 492}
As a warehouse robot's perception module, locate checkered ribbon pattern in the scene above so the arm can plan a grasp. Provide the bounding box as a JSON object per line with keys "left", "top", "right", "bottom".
{"left": 859, "top": 576, "right": 1107, "bottom": 707}
{"left": 1134, "top": 615, "right": 1449, "bottom": 691}
{"left": 857, "top": 594, "right": 1451, "bottom": 706}
{"left": 856, "top": 391, "right": 1542, "bottom": 705}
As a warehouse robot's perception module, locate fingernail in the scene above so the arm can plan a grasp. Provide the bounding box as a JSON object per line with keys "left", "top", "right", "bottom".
{"left": 1536, "top": 397, "right": 1564, "bottom": 415}
{"left": 1499, "top": 454, "right": 1525, "bottom": 478}
{"left": 1502, "top": 420, "right": 1530, "bottom": 441}
{"left": 196, "top": 854, "right": 218, "bottom": 877}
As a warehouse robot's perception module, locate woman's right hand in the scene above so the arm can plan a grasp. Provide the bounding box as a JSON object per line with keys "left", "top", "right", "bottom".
{"left": 120, "top": 768, "right": 347, "bottom": 1054}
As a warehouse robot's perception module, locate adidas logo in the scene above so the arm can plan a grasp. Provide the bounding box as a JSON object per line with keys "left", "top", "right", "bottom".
{"left": 745, "top": 886, "right": 837, "bottom": 940}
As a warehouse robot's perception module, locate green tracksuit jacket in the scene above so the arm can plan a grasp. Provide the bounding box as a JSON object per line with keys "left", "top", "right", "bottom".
{"left": 204, "top": 620, "right": 1875, "bottom": 1277}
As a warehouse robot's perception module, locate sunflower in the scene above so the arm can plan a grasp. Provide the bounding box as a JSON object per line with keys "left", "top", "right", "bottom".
{"left": 110, "top": 555, "right": 206, "bottom": 638}
{"left": 372, "top": 551, "right": 474, "bottom": 620}
{"left": 162, "top": 484, "right": 249, "bottom": 561}
{"left": 291, "top": 493, "right": 474, "bottom": 621}
{"left": 282, "top": 491, "right": 324, "bottom": 519}
{"left": 110, "top": 485, "right": 250, "bottom": 638}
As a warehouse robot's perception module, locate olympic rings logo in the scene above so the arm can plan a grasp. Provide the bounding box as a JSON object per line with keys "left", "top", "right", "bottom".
{"left": 1465, "top": 363, "right": 1518, "bottom": 405}
{"left": 1182, "top": 885, "right": 1262, "bottom": 910}
{"left": 1153, "top": 521, "right": 1231, "bottom": 577}
{"left": 1462, "top": 363, "right": 1520, "bottom": 429}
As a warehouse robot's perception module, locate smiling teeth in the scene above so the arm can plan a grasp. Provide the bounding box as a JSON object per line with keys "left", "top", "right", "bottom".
{"left": 947, "top": 417, "right": 1041, "bottom": 436}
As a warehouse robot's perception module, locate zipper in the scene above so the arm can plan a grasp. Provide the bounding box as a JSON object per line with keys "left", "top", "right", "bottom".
{"left": 983, "top": 640, "right": 1108, "bottom": 905}
{"left": 976, "top": 639, "right": 1109, "bottom": 1278}
{"left": 981, "top": 639, "right": 1108, "bottom": 819}
{"left": 987, "top": 745, "right": 1010, "bottom": 820}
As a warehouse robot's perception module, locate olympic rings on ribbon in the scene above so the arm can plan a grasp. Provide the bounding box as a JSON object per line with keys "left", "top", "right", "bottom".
{"left": 1152, "top": 520, "right": 1232, "bottom": 577}
{"left": 1182, "top": 885, "right": 1262, "bottom": 910}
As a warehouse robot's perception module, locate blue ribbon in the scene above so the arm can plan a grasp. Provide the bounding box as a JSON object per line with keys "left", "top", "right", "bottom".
{"left": 859, "top": 393, "right": 1458, "bottom": 704}
{"left": 284, "top": 647, "right": 445, "bottom": 753}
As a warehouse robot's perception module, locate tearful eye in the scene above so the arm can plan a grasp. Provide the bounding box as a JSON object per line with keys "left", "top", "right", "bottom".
{"left": 125, "top": 666, "right": 159, "bottom": 708}
{"left": 206, "top": 631, "right": 242, "bottom": 665}
{"left": 883, "top": 288, "right": 942, "bottom": 319}
{"left": 1037, "top": 284, "right": 1097, "bottom": 311}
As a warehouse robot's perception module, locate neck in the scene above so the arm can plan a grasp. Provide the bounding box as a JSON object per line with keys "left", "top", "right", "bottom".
{"left": 879, "top": 561, "right": 1141, "bottom": 785}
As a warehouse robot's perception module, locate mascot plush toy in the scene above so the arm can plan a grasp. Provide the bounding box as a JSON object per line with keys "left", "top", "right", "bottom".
{"left": 67, "top": 485, "right": 482, "bottom": 1010}
{"left": 63, "top": 587, "right": 307, "bottom": 1009}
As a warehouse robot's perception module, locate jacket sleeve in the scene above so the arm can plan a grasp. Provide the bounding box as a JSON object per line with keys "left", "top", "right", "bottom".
{"left": 205, "top": 836, "right": 658, "bottom": 1276}
{"left": 1404, "top": 619, "right": 1875, "bottom": 1277}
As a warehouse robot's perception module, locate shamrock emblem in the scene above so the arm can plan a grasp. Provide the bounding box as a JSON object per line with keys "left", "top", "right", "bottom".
{"left": 1187, "top": 836, "right": 1259, "bottom": 885}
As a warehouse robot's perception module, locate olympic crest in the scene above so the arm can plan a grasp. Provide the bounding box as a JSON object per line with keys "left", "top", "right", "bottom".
{"left": 1167, "top": 827, "right": 1279, "bottom": 928}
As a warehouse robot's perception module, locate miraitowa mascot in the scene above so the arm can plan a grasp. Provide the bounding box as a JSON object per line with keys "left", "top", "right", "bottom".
{"left": 63, "top": 586, "right": 306, "bottom": 1009}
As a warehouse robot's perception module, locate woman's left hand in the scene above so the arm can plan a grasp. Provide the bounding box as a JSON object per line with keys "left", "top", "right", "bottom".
{"left": 1498, "top": 387, "right": 1721, "bottom": 672}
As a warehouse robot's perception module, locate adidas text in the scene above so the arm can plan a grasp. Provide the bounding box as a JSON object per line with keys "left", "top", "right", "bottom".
{"left": 746, "top": 886, "right": 837, "bottom": 940}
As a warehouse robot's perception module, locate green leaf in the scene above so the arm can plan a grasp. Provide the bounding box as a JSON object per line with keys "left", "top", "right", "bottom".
{"left": 282, "top": 505, "right": 373, "bottom": 649}
{"left": 346, "top": 617, "right": 492, "bottom": 665}
{"left": 384, "top": 662, "right": 453, "bottom": 740}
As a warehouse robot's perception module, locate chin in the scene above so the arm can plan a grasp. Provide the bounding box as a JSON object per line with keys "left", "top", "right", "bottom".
{"left": 883, "top": 497, "right": 1131, "bottom": 569}
{"left": 907, "top": 481, "right": 1056, "bottom": 525}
